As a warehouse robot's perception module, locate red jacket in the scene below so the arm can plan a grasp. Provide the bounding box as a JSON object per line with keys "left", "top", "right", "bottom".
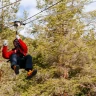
{"left": 2, "top": 39, "right": 28, "bottom": 59}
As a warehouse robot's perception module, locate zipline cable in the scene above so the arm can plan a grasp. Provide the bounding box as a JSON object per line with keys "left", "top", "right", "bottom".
{"left": 24, "top": 0, "right": 96, "bottom": 24}
{"left": 23, "top": 0, "right": 63, "bottom": 22}
{"left": 7, "top": 0, "right": 96, "bottom": 28}
{"left": 7, "top": 0, "right": 63, "bottom": 28}
{"left": 0, "top": 0, "right": 21, "bottom": 9}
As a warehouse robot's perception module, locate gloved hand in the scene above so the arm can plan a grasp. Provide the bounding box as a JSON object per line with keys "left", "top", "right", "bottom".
{"left": 3, "top": 40, "right": 8, "bottom": 46}
{"left": 16, "top": 35, "right": 20, "bottom": 39}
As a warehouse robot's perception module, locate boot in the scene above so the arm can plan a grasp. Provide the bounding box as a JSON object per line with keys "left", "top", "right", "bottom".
{"left": 26, "top": 69, "right": 37, "bottom": 79}
{"left": 13, "top": 65, "right": 20, "bottom": 75}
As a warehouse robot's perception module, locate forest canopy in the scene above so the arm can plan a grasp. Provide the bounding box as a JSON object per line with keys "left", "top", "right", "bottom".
{"left": 1, "top": 0, "right": 96, "bottom": 96}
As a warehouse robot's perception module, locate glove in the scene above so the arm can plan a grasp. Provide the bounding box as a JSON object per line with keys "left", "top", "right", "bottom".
{"left": 3, "top": 40, "right": 8, "bottom": 46}
{"left": 16, "top": 35, "right": 20, "bottom": 39}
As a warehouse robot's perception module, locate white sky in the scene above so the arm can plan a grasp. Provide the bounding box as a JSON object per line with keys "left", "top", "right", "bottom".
{"left": 17, "top": 0, "right": 39, "bottom": 18}
{"left": 84, "top": 1, "right": 96, "bottom": 12}
{"left": 10, "top": 0, "right": 96, "bottom": 38}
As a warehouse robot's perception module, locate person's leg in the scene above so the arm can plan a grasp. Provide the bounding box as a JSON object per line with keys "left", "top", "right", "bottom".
{"left": 10, "top": 54, "right": 20, "bottom": 74}
{"left": 23, "top": 54, "right": 33, "bottom": 71}
{"left": 23, "top": 54, "right": 37, "bottom": 79}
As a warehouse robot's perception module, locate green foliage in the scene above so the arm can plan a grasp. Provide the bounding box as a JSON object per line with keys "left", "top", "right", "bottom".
{"left": 1, "top": 0, "right": 96, "bottom": 96}
{"left": 0, "top": 0, "right": 20, "bottom": 32}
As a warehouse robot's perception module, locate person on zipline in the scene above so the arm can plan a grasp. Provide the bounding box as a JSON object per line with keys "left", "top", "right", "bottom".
{"left": 2, "top": 35, "right": 37, "bottom": 79}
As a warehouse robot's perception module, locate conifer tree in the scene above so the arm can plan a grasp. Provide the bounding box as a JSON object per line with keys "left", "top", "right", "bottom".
{"left": 0, "top": 0, "right": 20, "bottom": 32}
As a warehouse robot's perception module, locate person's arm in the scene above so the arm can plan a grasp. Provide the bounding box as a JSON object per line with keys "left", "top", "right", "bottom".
{"left": 18, "top": 39, "right": 28, "bottom": 52}
{"left": 2, "top": 46, "right": 15, "bottom": 59}
{"left": 16, "top": 35, "right": 28, "bottom": 55}
{"left": 2, "top": 40, "right": 15, "bottom": 59}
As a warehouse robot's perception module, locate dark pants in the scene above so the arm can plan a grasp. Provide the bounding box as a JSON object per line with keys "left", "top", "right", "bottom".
{"left": 10, "top": 54, "right": 33, "bottom": 71}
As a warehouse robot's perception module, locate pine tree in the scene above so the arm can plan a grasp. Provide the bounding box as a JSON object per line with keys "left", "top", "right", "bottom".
{"left": 0, "top": 0, "right": 20, "bottom": 32}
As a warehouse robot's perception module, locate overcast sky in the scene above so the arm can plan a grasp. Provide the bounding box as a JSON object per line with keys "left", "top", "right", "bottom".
{"left": 10, "top": 0, "right": 39, "bottom": 18}
{"left": 10, "top": 0, "right": 96, "bottom": 38}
